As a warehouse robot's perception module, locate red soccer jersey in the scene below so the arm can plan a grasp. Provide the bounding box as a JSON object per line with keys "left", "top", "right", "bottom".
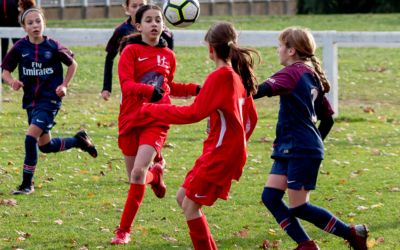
{"left": 144, "top": 66, "right": 258, "bottom": 186}
{"left": 118, "top": 43, "right": 198, "bottom": 135}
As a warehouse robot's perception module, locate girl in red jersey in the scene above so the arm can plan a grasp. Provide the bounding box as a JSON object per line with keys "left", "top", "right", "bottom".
{"left": 100, "top": 0, "right": 173, "bottom": 101}
{"left": 1, "top": 7, "right": 97, "bottom": 195}
{"left": 110, "top": 5, "right": 199, "bottom": 245}
{"left": 142, "top": 22, "right": 259, "bottom": 250}
{"left": 254, "top": 27, "right": 368, "bottom": 250}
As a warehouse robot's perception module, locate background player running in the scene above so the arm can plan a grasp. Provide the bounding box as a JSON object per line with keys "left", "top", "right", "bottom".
{"left": 1, "top": 7, "right": 97, "bottom": 195}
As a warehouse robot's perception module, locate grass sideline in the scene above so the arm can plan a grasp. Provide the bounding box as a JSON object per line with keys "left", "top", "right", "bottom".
{"left": 1, "top": 15, "right": 400, "bottom": 249}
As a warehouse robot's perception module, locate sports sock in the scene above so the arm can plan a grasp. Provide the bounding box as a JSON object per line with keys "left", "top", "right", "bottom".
{"left": 39, "top": 137, "right": 78, "bottom": 153}
{"left": 262, "top": 187, "right": 310, "bottom": 243}
{"left": 119, "top": 184, "right": 146, "bottom": 233}
{"left": 187, "top": 215, "right": 214, "bottom": 250}
{"left": 22, "top": 135, "right": 38, "bottom": 187}
{"left": 290, "top": 202, "right": 351, "bottom": 239}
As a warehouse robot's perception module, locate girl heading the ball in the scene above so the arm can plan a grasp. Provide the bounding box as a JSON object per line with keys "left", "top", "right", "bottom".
{"left": 1, "top": 7, "right": 97, "bottom": 195}
{"left": 254, "top": 26, "right": 369, "bottom": 250}
{"left": 110, "top": 4, "right": 200, "bottom": 245}
{"left": 142, "top": 21, "right": 259, "bottom": 250}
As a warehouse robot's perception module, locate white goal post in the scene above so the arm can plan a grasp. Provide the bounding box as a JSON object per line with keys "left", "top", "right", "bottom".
{"left": 1, "top": 27, "right": 400, "bottom": 114}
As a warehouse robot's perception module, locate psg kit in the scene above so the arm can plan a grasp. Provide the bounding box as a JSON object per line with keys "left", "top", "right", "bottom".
{"left": 1, "top": 36, "right": 75, "bottom": 110}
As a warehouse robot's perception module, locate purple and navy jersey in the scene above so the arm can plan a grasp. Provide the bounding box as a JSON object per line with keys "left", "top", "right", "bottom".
{"left": 260, "top": 62, "right": 334, "bottom": 159}
{"left": 1, "top": 36, "right": 74, "bottom": 110}
{"left": 102, "top": 17, "right": 174, "bottom": 92}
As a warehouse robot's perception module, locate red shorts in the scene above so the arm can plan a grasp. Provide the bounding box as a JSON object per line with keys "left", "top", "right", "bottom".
{"left": 183, "top": 169, "right": 231, "bottom": 206}
{"left": 118, "top": 126, "right": 168, "bottom": 156}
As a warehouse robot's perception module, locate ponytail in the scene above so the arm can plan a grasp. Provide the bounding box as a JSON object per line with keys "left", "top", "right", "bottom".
{"left": 230, "top": 44, "right": 260, "bottom": 95}
{"left": 310, "top": 55, "right": 330, "bottom": 93}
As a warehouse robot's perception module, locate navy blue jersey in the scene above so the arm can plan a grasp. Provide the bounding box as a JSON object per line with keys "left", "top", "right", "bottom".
{"left": 1, "top": 36, "right": 74, "bottom": 110}
{"left": 261, "top": 62, "right": 334, "bottom": 159}
{"left": 102, "top": 17, "right": 174, "bottom": 92}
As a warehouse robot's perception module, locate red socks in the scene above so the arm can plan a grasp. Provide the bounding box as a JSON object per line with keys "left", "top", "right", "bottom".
{"left": 187, "top": 215, "right": 217, "bottom": 250}
{"left": 119, "top": 184, "right": 146, "bottom": 232}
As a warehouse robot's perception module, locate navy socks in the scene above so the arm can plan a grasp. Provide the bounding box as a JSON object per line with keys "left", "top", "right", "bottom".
{"left": 262, "top": 187, "right": 310, "bottom": 243}
{"left": 39, "top": 137, "right": 78, "bottom": 153}
{"left": 22, "top": 135, "right": 38, "bottom": 187}
{"left": 290, "top": 202, "right": 351, "bottom": 239}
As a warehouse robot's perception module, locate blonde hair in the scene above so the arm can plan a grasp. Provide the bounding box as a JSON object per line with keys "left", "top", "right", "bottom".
{"left": 279, "top": 27, "right": 330, "bottom": 93}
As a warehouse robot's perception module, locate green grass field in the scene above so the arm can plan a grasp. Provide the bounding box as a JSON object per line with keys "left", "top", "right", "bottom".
{"left": 1, "top": 14, "right": 400, "bottom": 249}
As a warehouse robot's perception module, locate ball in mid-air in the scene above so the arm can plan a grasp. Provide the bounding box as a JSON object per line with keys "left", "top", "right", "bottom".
{"left": 163, "top": 0, "right": 200, "bottom": 28}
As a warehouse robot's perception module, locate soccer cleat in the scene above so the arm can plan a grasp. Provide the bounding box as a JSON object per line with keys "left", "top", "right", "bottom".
{"left": 74, "top": 130, "right": 98, "bottom": 158}
{"left": 294, "top": 240, "right": 320, "bottom": 250}
{"left": 347, "top": 224, "right": 369, "bottom": 250}
{"left": 149, "top": 162, "right": 166, "bottom": 198}
{"left": 110, "top": 228, "right": 131, "bottom": 245}
{"left": 12, "top": 184, "right": 35, "bottom": 195}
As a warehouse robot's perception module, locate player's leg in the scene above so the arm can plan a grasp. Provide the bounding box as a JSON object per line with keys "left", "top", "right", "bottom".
{"left": 287, "top": 158, "right": 368, "bottom": 249}
{"left": 182, "top": 174, "right": 221, "bottom": 250}
{"left": 176, "top": 187, "right": 186, "bottom": 208}
{"left": 111, "top": 144, "right": 155, "bottom": 245}
{"left": 12, "top": 123, "right": 43, "bottom": 195}
{"left": 142, "top": 126, "right": 168, "bottom": 198}
{"left": 261, "top": 160, "right": 314, "bottom": 248}
{"left": 182, "top": 197, "right": 215, "bottom": 250}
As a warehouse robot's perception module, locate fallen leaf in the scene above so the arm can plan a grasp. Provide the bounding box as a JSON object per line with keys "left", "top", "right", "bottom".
{"left": 234, "top": 228, "right": 249, "bottom": 238}
{"left": 161, "top": 234, "right": 177, "bottom": 242}
{"left": 54, "top": 219, "right": 63, "bottom": 225}
{"left": 0, "top": 199, "right": 17, "bottom": 206}
{"left": 272, "top": 240, "right": 281, "bottom": 248}
{"left": 268, "top": 228, "right": 276, "bottom": 236}
{"left": 260, "top": 239, "right": 270, "bottom": 249}
{"left": 363, "top": 107, "right": 375, "bottom": 114}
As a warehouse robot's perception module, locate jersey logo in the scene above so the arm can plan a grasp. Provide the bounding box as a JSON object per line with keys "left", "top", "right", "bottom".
{"left": 138, "top": 57, "right": 148, "bottom": 62}
{"left": 36, "top": 119, "right": 44, "bottom": 123}
{"left": 287, "top": 180, "right": 296, "bottom": 184}
{"left": 194, "top": 193, "right": 207, "bottom": 198}
{"left": 157, "top": 55, "right": 169, "bottom": 69}
{"left": 22, "top": 53, "right": 29, "bottom": 57}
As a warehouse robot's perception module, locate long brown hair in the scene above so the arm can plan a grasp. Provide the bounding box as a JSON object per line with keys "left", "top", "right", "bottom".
{"left": 119, "top": 4, "right": 162, "bottom": 53}
{"left": 204, "top": 22, "right": 260, "bottom": 95}
{"left": 279, "top": 26, "right": 330, "bottom": 93}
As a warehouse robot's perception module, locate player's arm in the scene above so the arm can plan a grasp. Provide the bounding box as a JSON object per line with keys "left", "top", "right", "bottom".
{"left": 143, "top": 75, "right": 224, "bottom": 124}
{"left": 2, "top": 70, "right": 24, "bottom": 91}
{"left": 253, "top": 71, "right": 296, "bottom": 99}
{"left": 118, "top": 47, "right": 154, "bottom": 99}
{"left": 244, "top": 97, "right": 258, "bottom": 140}
{"left": 56, "top": 59, "right": 78, "bottom": 97}
{"left": 102, "top": 30, "right": 121, "bottom": 99}
{"left": 1, "top": 46, "right": 23, "bottom": 90}
{"left": 317, "top": 96, "right": 334, "bottom": 140}
{"left": 165, "top": 52, "right": 199, "bottom": 97}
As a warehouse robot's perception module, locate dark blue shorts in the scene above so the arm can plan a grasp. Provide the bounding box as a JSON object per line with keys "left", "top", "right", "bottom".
{"left": 27, "top": 107, "right": 59, "bottom": 133}
{"left": 270, "top": 158, "right": 322, "bottom": 190}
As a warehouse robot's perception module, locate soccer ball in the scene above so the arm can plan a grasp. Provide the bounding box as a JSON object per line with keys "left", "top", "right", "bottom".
{"left": 162, "top": 0, "right": 200, "bottom": 28}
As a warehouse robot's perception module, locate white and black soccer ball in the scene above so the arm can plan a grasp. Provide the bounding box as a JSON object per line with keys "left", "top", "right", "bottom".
{"left": 162, "top": 0, "right": 200, "bottom": 28}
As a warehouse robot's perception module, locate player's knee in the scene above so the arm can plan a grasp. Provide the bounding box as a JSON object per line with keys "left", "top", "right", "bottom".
{"left": 39, "top": 143, "right": 53, "bottom": 153}
{"left": 262, "top": 187, "right": 285, "bottom": 210}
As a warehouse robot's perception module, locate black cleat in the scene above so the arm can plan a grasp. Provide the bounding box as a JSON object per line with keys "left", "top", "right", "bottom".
{"left": 75, "top": 130, "right": 98, "bottom": 158}
{"left": 12, "top": 184, "right": 34, "bottom": 195}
